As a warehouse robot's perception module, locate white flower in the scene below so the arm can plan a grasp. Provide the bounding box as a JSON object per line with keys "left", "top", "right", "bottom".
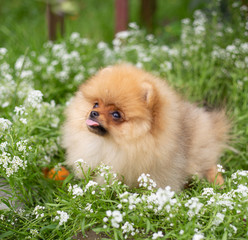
{"left": 2, "top": 102, "right": 10, "bottom": 108}
{"left": 25, "top": 90, "right": 43, "bottom": 108}
{"left": 74, "top": 73, "right": 84, "bottom": 83}
{"left": 20, "top": 118, "right": 27, "bottom": 125}
{"left": 112, "top": 38, "right": 121, "bottom": 48}
{"left": 33, "top": 205, "right": 45, "bottom": 219}
{"left": 179, "top": 230, "right": 184, "bottom": 235}
{"left": 85, "top": 203, "right": 93, "bottom": 213}
{"left": 122, "top": 221, "right": 136, "bottom": 238}
{"left": 128, "top": 22, "right": 139, "bottom": 29}
{"left": 30, "top": 229, "right": 39, "bottom": 236}
{"left": 217, "top": 164, "right": 225, "bottom": 173}
{"left": 229, "top": 224, "right": 237, "bottom": 234}
{"left": 192, "top": 233, "right": 204, "bottom": 240}
{"left": 146, "top": 34, "right": 155, "bottom": 42}
{"left": 185, "top": 197, "right": 203, "bottom": 220}
{"left": 55, "top": 210, "right": 69, "bottom": 226}
{"left": 155, "top": 186, "right": 176, "bottom": 211}
{"left": 0, "top": 142, "right": 8, "bottom": 152}
{"left": 231, "top": 170, "right": 248, "bottom": 180}
{"left": 15, "top": 56, "right": 31, "bottom": 70}
{"left": 20, "top": 70, "right": 33, "bottom": 80}
{"left": 116, "top": 31, "right": 130, "bottom": 39}
{"left": 97, "top": 42, "right": 108, "bottom": 50}
{"left": 112, "top": 210, "right": 123, "bottom": 223}
{"left": 14, "top": 106, "right": 26, "bottom": 116}
{"left": 106, "top": 210, "right": 123, "bottom": 228}
{"left": 235, "top": 184, "right": 248, "bottom": 197}
{"left": 138, "top": 173, "right": 157, "bottom": 190}
{"left": 0, "top": 48, "right": 7, "bottom": 55}
{"left": 212, "top": 212, "right": 225, "bottom": 226}
{"left": 0, "top": 152, "right": 11, "bottom": 169}
{"left": 241, "top": 43, "right": 248, "bottom": 52}
{"left": 46, "top": 65, "right": 55, "bottom": 74}
{"left": 226, "top": 45, "right": 238, "bottom": 54}
{"left": 38, "top": 55, "right": 48, "bottom": 64}
{"left": 0, "top": 118, "right": 12, "bottom": 131}
{"left": 152, "top": 231, "right": 164, "bottom": 239}
{"left": 70, "top": 32, "right": 81, "bottom": 42}
{"left": 11, "top": 156, "right": 27, "bottom": 172}
{"left": 68, "top": 184, "right": 84, "bottom": 198}
{"left": 84, "top": 180, "right": 98, "bottom": 192}
{"left": 75, "top": 158, "right": 87, "bottom": 165}
{"left": 182, "top": 18, "right": 190, "bottom": 25}
{"left": 56, "top": 71, "right": 69, "bottom": 82}
{"left": 117, "top": 204, "right": 122, "bottom": 209}
{"left": 106, "top": 210, "right": 112, "bottom": 217}
{"left": 111, "top": 219, "right": 120, "bottom": 228}
{"left": 202, "top": 188, "right": 215, "bottom": 196}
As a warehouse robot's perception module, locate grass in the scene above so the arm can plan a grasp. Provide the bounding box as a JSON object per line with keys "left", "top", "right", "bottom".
{"left": 0, "top": 0, "right": 248, "bottom": 239}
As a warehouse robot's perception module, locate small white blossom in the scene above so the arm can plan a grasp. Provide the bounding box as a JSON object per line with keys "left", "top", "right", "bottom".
{"left": 68, "top": 184, "right": 84, "bottom": 198}
{"left": 0, "top": 142, "right": 8, "bottom": 152}
{"left": 20, "top": 70, "right": 33, "bottom": 80}
{"left": 116, "top": 31, "right": 130, "bottom": 39}
{"left": 152, "top": 231, "right": 164, "bottom": 239}
{"left": 202, "top": 188, "right": 215, "bottom": 196}
{"left": 15, "top": 56, "right": 31, "bottom": 70}
{"left": 185, "top": 197, "right": 203, "bottom": 220}
{"left": 179, "top": 230, "right": 184, "bottom": 235}
{"left": 70, "top": 32, "right": 81, "bottom": 43}
{"left": 85, "top": 203, "right": 93, "bottom": 213}
{"left": 212, "top": 212, "right": 225, "bottom": 226}
{"left": 192, "top": 233, "right": 204, "bottom": 240}
{"left": 122, "top": 221, "right": 134, "bottom": 234}
{"left": 0, "top": 48, "right": 7, "bottom": 55}
{"left": 128, "top": 22, "right": 139, "bottom": 30}
{"left": 30, "top": 229, "right": 39, "bottom": 236}
{"left": 33, "top": 205, "right": 45, "bottom": 219}
{"left": 105, "top": 210, "right": 123, "bottom": 228}
{"left": 97, "top": 41, "right": 108, "bottom": 50}
{"left": 138, "top": 173, "right": 157, "bottom": 190}
{"left": 25, "top": 90, "right": 43, "bottom": 108}
{"left": 84, "top": 180, "right": 98, "bottom": 192}
{"left": 0, "top": 118, "right": 12, "bottom": 131}
{"left": 14, "top": 106, "right": 26, "bottom": 116}
{"left": 20, "top": 118, "right": 27, "bottom": 124}
{"left": 217, "top": 164, "right": 225, "bottom": 173}
{"left": 106, "top": 210, "right": 112, "bottom": 217}
{"left": 103, "top": 217, "right": 108, "bottom": 222}
{"left": 54, "top": 211, "right": 69, "bottom": 226}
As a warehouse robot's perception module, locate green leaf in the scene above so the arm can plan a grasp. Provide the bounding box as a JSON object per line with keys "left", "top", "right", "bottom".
{"left": 222, "top": 231, "right": 227, "bottom": 240}
{"left": 145, "top": 218, "right": 151, "bottom": 233}
{"left": 40, "top": 224, "right": 57, "bottom": 232}
{"left": 0, "top": 231, "right": 14, "bottom": 239}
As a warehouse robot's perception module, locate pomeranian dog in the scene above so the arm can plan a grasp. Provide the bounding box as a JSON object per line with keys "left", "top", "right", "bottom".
{"left": 62, "top": 64, "right": 229, "bottom": 191}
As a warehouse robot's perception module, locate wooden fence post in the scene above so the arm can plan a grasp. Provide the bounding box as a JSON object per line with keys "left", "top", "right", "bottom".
{"left": 115, "top": 0, "right": 129, "bottom": 34}
{"left": 46, "top": 3, "right": 65, "bottom": 41}
{"left": 141, "top": 0, "right": 156, "bottom": 30}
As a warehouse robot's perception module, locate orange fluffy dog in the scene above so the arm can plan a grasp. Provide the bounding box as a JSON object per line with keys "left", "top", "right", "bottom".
{"left": 62, "top": 64, "right": 229, "bottom": 191}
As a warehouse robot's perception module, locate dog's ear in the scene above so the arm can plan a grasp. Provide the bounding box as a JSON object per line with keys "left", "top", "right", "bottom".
{"left": 141, "top": 81, "right": 156, "bottom": 107}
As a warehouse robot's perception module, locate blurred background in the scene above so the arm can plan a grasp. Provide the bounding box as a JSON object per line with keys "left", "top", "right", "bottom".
{"left": 0, "top": 0, "right": 219, "bottom": 55}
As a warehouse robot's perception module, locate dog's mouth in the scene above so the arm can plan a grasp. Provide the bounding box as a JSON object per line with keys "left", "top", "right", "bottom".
{"left": 86, "top": 119, "right": 107, "bottom": 136}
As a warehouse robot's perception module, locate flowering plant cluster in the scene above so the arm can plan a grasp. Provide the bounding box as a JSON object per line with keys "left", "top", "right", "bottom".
{"left": 0, "top": 2, "right": 248, "bottom": 239}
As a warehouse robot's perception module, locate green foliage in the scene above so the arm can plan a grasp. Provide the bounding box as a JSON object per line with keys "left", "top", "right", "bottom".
{"left": 0, "top": 0, "right": 248, "bottom": 239}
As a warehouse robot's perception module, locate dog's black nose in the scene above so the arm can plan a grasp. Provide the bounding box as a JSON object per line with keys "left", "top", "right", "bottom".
{"left": 90, "top": 111, "right": 99, "bottom": 118}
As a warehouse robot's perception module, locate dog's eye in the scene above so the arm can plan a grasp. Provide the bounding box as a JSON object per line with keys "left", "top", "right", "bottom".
{"left": 111, "top": 111, "right": 121, "bottom": 120}
{"left": 93, "top": 102, "right": 99, "bottom": 108}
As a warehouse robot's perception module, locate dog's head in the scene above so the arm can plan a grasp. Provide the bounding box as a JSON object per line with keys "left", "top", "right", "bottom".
{"left": 80, "top": 64, "right": 163, "bottom": 142}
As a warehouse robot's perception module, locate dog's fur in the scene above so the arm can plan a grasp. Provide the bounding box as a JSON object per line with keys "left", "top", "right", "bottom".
{"left": 62, "top": 64, "right": 229, "bottom": 191}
